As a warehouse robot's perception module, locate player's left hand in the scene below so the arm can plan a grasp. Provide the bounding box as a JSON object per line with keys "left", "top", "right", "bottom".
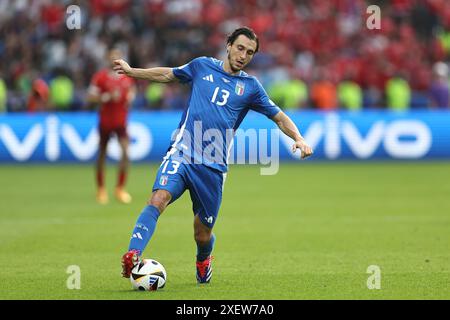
{"left": 292, "top": 139, "right": 313, "bottom": 159}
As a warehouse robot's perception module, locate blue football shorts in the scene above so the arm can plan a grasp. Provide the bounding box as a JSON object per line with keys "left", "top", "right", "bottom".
{"left": 152, "top": 154, "right": 226, "bottom": 229}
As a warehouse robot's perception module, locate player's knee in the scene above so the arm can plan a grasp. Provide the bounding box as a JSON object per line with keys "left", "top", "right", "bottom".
{"left": 120, "top": 151, "right": 129, "bottom": 162}
{"left": 194, "top": 229, "right": 212, "bottom": 246}
{"left": 120, "top": 142, "right": 129, "bottom": 156}
{"left": 148, "top": 190, "right": 171, "bottom": 213}
{"left": 98, "top": 144, "right": 108, "bottom": 156}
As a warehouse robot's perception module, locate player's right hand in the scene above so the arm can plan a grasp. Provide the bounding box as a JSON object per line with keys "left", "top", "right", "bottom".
{"left": 292, "top": 139, "right": 313, "bottom": 160}
{"left": 113, "top": 59, "right": 131, "bottom": 75}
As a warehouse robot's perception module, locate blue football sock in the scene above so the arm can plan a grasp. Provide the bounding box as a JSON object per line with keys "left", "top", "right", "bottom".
{"left": 197, "top": 233, "right": 216, "bottom": 262}
{"left": 128, "top": 205, "right": 160, "bottom": 254}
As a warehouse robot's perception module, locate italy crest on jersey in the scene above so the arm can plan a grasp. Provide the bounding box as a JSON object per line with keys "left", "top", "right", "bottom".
{"left": 235, "top": 81, "right": 245, "bottom": 96}
{"left": 159, "top": 175, "right": 168, "bottom": 186}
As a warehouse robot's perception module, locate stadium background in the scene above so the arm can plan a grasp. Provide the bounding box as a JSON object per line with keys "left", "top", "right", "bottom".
{"left": 0, "top": 0, "right": 449, "bottom": 300}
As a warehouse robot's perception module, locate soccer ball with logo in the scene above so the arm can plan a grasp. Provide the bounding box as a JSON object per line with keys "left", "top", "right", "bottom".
{"left": 130, "top": 259, "right": 167, "bottom": 291}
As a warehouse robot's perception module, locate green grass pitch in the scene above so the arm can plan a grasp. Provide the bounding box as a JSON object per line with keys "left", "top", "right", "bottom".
{"left": 0, "top": 162, "right": 449, "bottom": 299}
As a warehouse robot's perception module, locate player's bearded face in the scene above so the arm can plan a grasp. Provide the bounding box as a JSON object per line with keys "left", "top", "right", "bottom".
{"left": 227, "top": 36, "right": 257, "bottom": 72}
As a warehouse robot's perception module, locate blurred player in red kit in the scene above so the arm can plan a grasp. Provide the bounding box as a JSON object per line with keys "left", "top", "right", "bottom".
{"left": 88, "top": 48, "right": 136, "bottom": 204}
{"left": 27, "top": 79, "right": 49, "bottom": 112}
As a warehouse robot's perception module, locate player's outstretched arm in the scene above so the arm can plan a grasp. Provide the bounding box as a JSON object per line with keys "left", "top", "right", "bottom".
{"left": 113, "top": 59, "right": 176, "bottom": 83}
{"left": 271, "top": 111, "right": 313, "bottom": 159}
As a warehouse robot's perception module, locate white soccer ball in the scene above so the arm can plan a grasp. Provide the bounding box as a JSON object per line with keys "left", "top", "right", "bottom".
{"left": 130, "top": 259, "right": 167, "bottom": 291}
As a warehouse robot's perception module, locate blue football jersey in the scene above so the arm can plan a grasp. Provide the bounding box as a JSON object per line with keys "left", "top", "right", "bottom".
{"left": 168, "top": 56, "right": 281, "bottom": 172}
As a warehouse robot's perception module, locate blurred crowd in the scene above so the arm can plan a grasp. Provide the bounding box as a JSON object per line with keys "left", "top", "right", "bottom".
{"left": 1, "top": 0, "right": 450, "bottom": 113}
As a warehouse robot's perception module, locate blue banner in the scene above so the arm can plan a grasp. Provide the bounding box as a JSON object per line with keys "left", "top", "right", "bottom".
{"left": 0, "top": 111, "right": 449, "bottom": 163}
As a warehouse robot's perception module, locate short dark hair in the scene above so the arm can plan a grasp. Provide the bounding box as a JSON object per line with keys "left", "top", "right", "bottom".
{"left": 226, "top": 27, "right": 259, "bottom": 53}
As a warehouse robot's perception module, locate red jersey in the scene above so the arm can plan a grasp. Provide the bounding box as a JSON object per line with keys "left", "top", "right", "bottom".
{"left": 90, "top": 69, "right": 134, "bottom": 129}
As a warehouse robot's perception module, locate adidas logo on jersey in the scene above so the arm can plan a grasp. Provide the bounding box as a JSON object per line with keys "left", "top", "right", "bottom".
{"left": 202, "top": 74, "right": 214, "bottom": 82}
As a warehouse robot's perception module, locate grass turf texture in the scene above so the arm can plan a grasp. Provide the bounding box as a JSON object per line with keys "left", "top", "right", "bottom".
{"left": 0, "top": 162, "right": 449, "bottom": 300}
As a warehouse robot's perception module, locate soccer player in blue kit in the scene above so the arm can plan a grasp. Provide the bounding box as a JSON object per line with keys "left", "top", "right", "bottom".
{"left": 114, "top": 27, "right": 313, "bottom": 283}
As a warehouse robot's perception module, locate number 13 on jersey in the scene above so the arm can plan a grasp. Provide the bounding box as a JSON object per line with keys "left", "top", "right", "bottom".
{"left": 161, "top": 159, "right": 180, "bottom": 174}
{"left": 211, "top": 87, "right": 230, "bottom": 106}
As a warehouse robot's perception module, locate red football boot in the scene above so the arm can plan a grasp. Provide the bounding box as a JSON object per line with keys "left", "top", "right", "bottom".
{"left": 196, "top": 255, "right": 213, "bottom": 284}
{"left": 121, "top": 249, "right": 140, "bottom": 278}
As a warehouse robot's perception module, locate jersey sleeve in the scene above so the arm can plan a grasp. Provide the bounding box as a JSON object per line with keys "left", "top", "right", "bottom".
{"left": 88, "top": 71, "right": 104, "bottom": 95}
{"left": 172, "top": 57, "right": 205, "bottom": 84}
{"left": 93, "top": 71, "right": 104, "bottom": 86}
{"left": 250, "top": 78, "right": 281, "bottom": 118}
